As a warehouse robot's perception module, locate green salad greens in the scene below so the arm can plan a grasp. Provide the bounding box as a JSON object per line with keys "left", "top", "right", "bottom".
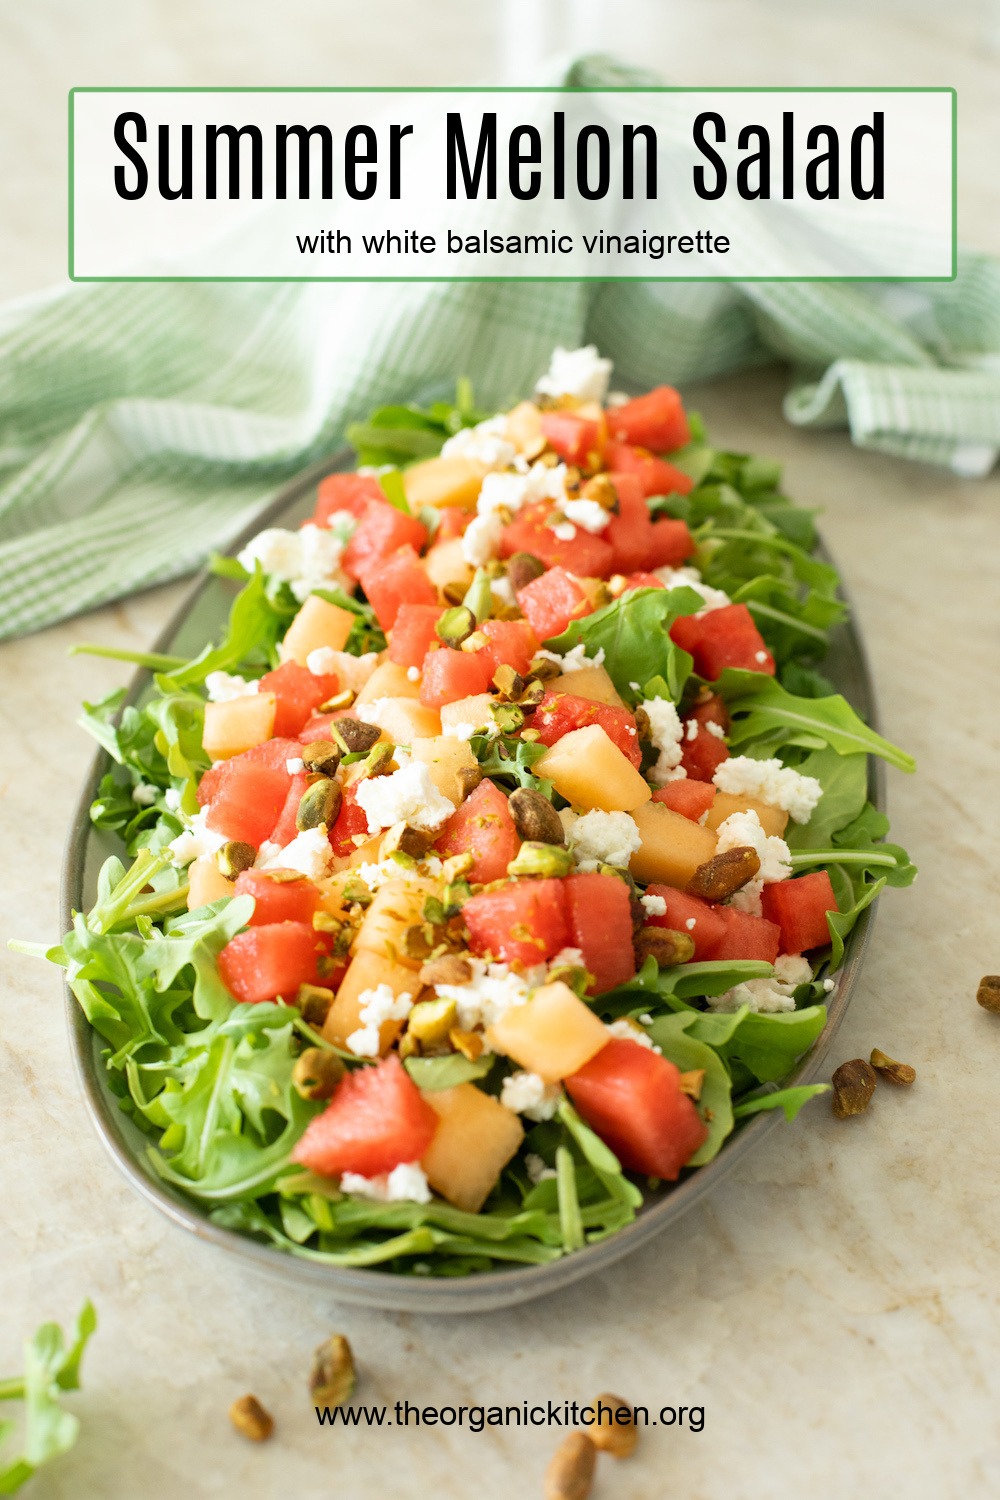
{"left": 20, "top": 365, "right": 916, "bottom": 1278}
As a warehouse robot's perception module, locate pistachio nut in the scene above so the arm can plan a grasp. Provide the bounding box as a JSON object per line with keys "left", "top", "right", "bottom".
{"left": 318, "top": 688, "right": 355, "bottom": 712}
{"left": 976, "top": 974, "right": 1000, "bottom": 1014}
{"left": 356, "top": 742, "right": 395, "bottom": 780}
{"left": 449, "top": 1027, "right": 484, "bottom": 1061}
{"left": 296, "top": 777, "right": 343, "bottom": 831}
{"left": 507, "top": 841, "right": 574, "bottom": 879}
{"left": 292, "top": 1047, "right": 345, "bottom": 1100}
{"left": 508, "top": 786, "right": 565, "bottom": 844}
{"left": 543, "top": 1431, "right": 596, "bottom": 1500}
{"left": 381, "top": 821, "right": 435, "bottom": 859}
{"left": 301, "top": 739, "right": 342, "bottom": 777}
{"left": 310, "top": 1335, "right": 356, "bottom": 1410}
{"left": 491, "top": 701, "right": 525, "bottom": 734}
{"left": 528, "top": 654, "right": 562, "bottom": 682}
{"left": 492, "top": 664, "right": 526, "bottom": 701}
{"left": 505, "top": 551, "right": 546, "bottom": 594}
{"left": 580, "top": 473, "right": 620, "bottom": 512}
{"left": 228, "top": 1394, "right": 274, "bottom": 1442}
{"left": 869, "top": 1048, "right": 916, "bottom": 1086}
{"left": 295, "top": 983, "right": 334, "bottom": 1029}
{"left": 586, "top": 1392, "right": 638, "bottom": 1458}
{"left": 407, "top": 995, "right": 458, "bottom": 1046}
{"left": 633, "top": 926, "right": 696, "bottom": 968}
{"left": 831, "top": 1058, "right": 877, "bottom": 1118}
{"left": 686, "top": 846, "right": 761, "bottom": 902}
{"left": 419, "top": 953, "right": 473, "bottom": 988}
{"left": 455, "top": 765, "right": 483, "bottom": 802}
{"left": 330, "top": 717, "right": 382, "bottom": 755}
{"left": 436, "top": 605, "right": 476, "bottom": 649}
{"left": 216, "top": 840, "right": 257, "bottom": 880}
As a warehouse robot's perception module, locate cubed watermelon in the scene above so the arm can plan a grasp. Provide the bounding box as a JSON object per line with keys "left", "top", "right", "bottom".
{"left": 419, "top": 647, "right": 494, "bottom": 708}
{"left": 516, "top": 566, "right": 591, "bottom": 643}
{"left": 604, "top": 440, "right": 694, "bottom": 498}
{"left": 475, "top": 619, "right": 540, "bottom": 679}
{"left": 540, "top": 410, "right": 605, "bottom": 466}
{"left": 258, "top": 660, "right": 341, "bottom": 738}
{"left": 607, "top": 385, "right": 691, "bottom": 453}
{"left": 604, "top": 471, "right": 656, "bottom": 574}
{"left": 670, "top": 603, "right": 776, "bottom": 680}
{"left": 651, "top": 780, "right": 716, "bottom": 822}
{"left": 388, "top": 603, "right": 445, "bottom": 670}
{"left": 313, "top": 472, "right": 385, "bottom": 527}
{"left": 463, "top": 878, "right": 570, "bottom": 965}
{"left": 644, "top": 884, "right": 726, "bottom": 961}
{"left": 343, "top": 503, "right": 429, "bottom": 581}
{"left": 711, "top": 906, "right": 781, "bottom": 963}
{"left": 761, "top": 871, "right": 838, "bottom": 954}
{"left": 564, "top": 872, "right": 636, "bottom": 992}
{"left": 292, "top": 1054, "right": 439, "bottom": 1179}
{"left": 500, "top": 502, "right": 615, "bottom": 578}
{"left": 533, "top": 690, "right": 642, "bottom": 768}
{"left": 218, "top": 922, "right": 335, "bottom": 1003}
{"left": 565, "top": 1038, "right": 708, "bottom": 1179}
{"left": 435, "top": 778, "right": 521, "bottom": 885}
{"left": 362, "top": 545, "right": 437, "bottom": 631}
{"left": 233, "top": 867, "right": 323, "bottom": 926}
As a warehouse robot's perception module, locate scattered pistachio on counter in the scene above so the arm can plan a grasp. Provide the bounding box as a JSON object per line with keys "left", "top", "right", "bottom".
{"left": 976, "top": 975, "right": 1000, "bottom": 1014}
{"left": 310, "top": 1335, "right": 356, "bottom": 1410}
{"left": 831, "top": 1058, "right": 878, "bottom": 1118}
{"left": 586, "top": 1392, "right": 639, "bottom": 1458}
{"left": 544, "top": 1431, "right": 596, "bottom": 1500}
{"left": 228, "top": 1394, "right": 274, "bottom": 1442}
{"left": 870, "top": 1048, "right": 916, "bottom": 1086}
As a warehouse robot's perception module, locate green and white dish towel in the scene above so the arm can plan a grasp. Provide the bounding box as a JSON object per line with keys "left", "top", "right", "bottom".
{"left": 2, "top": 53, "right": 999, "bottom": 641}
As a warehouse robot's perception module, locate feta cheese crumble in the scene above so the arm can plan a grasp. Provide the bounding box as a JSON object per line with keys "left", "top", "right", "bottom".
{"left": 564, "top": 497, "right": 611, "bottom": 534}
{"left": 305, "top": 648, "right": 379, "bottom": 693}
{"left": 354, "top": 762, "right": 454, "bottom": 834}
{"left": 205, "top": 671, "right": 259, "bottom": 702}
{"left": 534, "top": 643, "right": 605, "bottom": 675}
{"left": 525, "top": 1153, "right": 558, "bottom": 1185}
{"left": 131, "top": 784, "right": 157, "bottom": 807}
{"left": 549, "top": 520, "right": 577, "bottom": 542}
{"left": 563, "top": 809, "right": 641, "bottom": 872}
{"left": 707, "top": 974, "right": 802, "bottom": 1015}
{"left": 340, "top": 1162, "right": 432, "bottom": 1203}
{"left": 606, "top": 1018, "right": 658, "bottom": 1050}
{"left": 431, "top": 958, "right": 535, "bottom": 1034}
{"left": 500, "top": 1071, "right": 562, "bottom": 1121}
{"left": 346, "top": 983, "right": 414, "bottom": 1057}
{"left": 715, "top": 809, "right": 791, "bottom": 916}
{"left": 285, "top": 757, "right": 305, "bottom": 775}
{"left": 462, "top": 510, "right": 504, "bottom": 567}
{"left": 168, "top": 808, "right": 227, "bottom": 865}
{"left": 712, "top": 756, "right": 823, "bottom": 825}
{"left": 440, "top": 415, "right": 517, "bottom": 469}
{"left": 260, "top": 827, "right": 334, "bottom": 880}
{"left": 653, "top": 565, "right": 731, "bottom": 615}
{"left": 535, "top": 345, "right": 613, "bottom": 404}
{"left": 238, "top": 522, "right": 353, "bottom": 602}
{"left": 640, "top": 696, "right": 685, "bottom": 786}
{"left": 773, "top": 954, "right": 814, "bottom": 987}
{"left": 640, "top": 893, "right": 667, "bottom": 917}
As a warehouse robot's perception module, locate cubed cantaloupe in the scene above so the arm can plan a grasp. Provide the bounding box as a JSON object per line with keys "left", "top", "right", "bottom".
{"left": 323, "top": 950, "right": 418, "bottom": 1055}
{"left": 353, "top": 659, "right": 422, "bottom": 706}
{"left": 420, "top": 1083, "right": 525, "bottom": 1212}
{"left": 281, "top": 594, "right": 356, "bottom": 667}
{"left": 629, "top": 802, "right": 718, "bottom": 889}
{"left": 407, "top": 736, "right": 478, "bottom": 805}
{"left": 201, "top": 692, "right": 276, "bottom": 759}
{"left": 352, "top": 877, "right": 439, "bottom": 970}
{"left": 424, "top": 537, "right": 474, "bottom": 597}
{"left": 535, "top": 725, "right": 651, "bottom": 813}
{"left": 354, "top": 696, "right": 442, "bottom": 743}
{"left": 439, "top": 693, "right": 496, "bottom": 735}
{"left": 549, "top": 664, "right": 625, "bottom": 709}
{"left": 704, "top": 790, "right": 789, "bottom": 839}
{"left": 485, "top": 981, "right": 609, "bottom": 1082}
{"left": 505, "top": 400, "right": 544, "bottom": 458}
{"left": 403, "top": 455, "right": 487, "bottom": 511}
{"left": 186, "top": 855, "right": 232, "bottom": 910}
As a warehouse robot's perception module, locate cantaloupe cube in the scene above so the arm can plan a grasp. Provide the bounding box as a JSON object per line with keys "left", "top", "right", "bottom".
{"left": 505, "top": 400, "right": 544, "bottom": 458}
{"left": 406, "top": 736, "right": 478, "bottom": 805}
{"left": 424, "top": 537, "right": 474, "bottom": 597}
{"left": 186, "top": 855, "right": 233, "bottom": 910}
{"left": 355, "top": 696, "right": 441, "bottom": 743}
{"left": 421, "top": 1083, "right": 525, "bottom": 1212}
{"left": 629, "top": 802, "right": 718, "bottom": 889}
{"left": 486, "top": 981, "right": 609, "bottom": 1082}
{"left": 439, "top": 693, "right": 496, "bottom": 735}
{"left": 403, "top": 455, "right": 487, "bottom": 511}
{"left": 704, "top": 791, "right": 789, "bottom": 839}
{"left": 201, "top": 692, "right": 276, "bottom": 759}
{"left": 549, "top": 664, "right": 625, "bottom": 709}
{"left": 323, "top": 950, "right": 417, "bottom": 1055}
{"left": 352, "top": 877, "right": 438, "bottom": 970}
{"left": 354, "top": 659, "right": 421, "bottom": 706}
{"left": 281, "top": 594, "right": 356, "bottom": 667}
{"left": 535, "top": 725, "right": 651, "bottom": 813}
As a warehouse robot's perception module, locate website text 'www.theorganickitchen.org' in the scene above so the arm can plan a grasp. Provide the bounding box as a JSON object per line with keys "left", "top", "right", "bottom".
{"left": 316, "top": 1398, "right": 705, "bottom": 1435}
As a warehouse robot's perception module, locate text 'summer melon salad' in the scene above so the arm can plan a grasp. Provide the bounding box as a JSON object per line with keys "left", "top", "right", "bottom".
{"left": 46, "top": 347, "right": 917, "bottom": 1275}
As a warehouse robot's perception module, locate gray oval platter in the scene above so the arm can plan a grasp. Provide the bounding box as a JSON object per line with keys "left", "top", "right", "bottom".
{"left": 62, "top": 451, "right": 885, "bottom": 1313}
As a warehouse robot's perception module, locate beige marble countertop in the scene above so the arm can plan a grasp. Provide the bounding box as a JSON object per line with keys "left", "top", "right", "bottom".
{"left": 3, "top": 4, "right": 1000, "bottom": 1497}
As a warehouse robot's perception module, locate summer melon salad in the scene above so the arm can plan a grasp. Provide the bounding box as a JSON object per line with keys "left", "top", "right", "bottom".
{"left": 53, "top": 347, "right": 917, "bottom": 1274}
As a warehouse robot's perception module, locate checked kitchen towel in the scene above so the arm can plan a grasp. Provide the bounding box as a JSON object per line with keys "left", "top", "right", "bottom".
{"left": 2, "top": 54, "right": 999, "bottom": 640}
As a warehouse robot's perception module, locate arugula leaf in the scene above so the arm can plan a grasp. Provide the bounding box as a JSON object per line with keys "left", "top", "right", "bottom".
{"left": 719, "top": 669, "right": 917, "bottom": 772}
{"left": 544, "top": 587, "right": 703, "bottom": 702}
{"left": 377, "top": 468, "right": 411, "bottom": 514}
{"left": 156, "top": 568, "right": 282, "bottom": 689}
{"left": 472, "top": 733, "right": 553, "bottom": 796}
{"left": 346, "top": 386, "right": 486, "bottom": 468}
{"left": 783, "top": 747, "right": 869, "bottom": 850}
{"left": 598, "top": 956, "right": 776, "bottom": 1019}
{"left": 733, "top": 1084, "right": 830, "bottom": 1121}
{"left": 313, "top": 586, "right": 387, "bottom": 655}
{"left": 404, "top": 1054, "right": 494, "bottom": 1090}
{"left": 0, "top": 1302, "right": 96, "bottom": 1494}
{"left": 645, "top": 1012, "right": 734, "bottom": 1165}
{"left": 683, "top": 1003, "right": 829, "bottom": 1084}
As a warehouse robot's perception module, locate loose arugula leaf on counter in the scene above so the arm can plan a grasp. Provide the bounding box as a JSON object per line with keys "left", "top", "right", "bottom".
{"left": 0, "top": 1302, "right": 96, "bottom": 1495}
{"left": 544, "top": 586, "right": 703, "bottom": 703}
{"left": 733, "top": 1084, "right": 830, "bottom": 1121}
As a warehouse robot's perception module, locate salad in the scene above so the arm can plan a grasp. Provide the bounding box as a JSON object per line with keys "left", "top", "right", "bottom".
{"left": 44, "top": 347, "right": 917, "bottom": 1276}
